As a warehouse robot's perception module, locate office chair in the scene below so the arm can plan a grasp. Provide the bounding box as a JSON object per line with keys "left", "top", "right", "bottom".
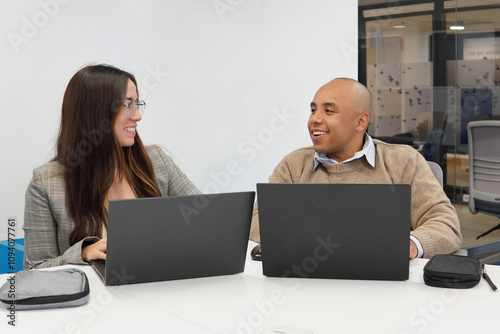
{"left": 421, "top": 112, "right": 448, "bottom": 165}
{"left": 466, "top": 120, "right": 500, "bottom": 264}
{"left": 467, "top": 120, "right": 500, "bottom": 238}
{"left": 427, "top": 160, "right": 443, "bottom": 188}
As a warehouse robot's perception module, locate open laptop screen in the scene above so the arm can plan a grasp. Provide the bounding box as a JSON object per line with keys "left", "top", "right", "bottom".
{"left": 99, "top": 191, "right": 255, "bottom": 285}
{"left": 257, "top": 183, "right": 410, "bottom": 281}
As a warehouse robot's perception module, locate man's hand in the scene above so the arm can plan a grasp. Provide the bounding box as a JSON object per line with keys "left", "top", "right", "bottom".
{"left": 82, "top": 237, "right": 107, "bottom": 262}
{"left": 409, "top": 239, "right": 418, "bottom": 259}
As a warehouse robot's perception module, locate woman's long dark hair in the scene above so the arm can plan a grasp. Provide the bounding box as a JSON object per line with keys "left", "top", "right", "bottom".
{"left": 53, "top": 64, "right": 162, "bottom": 245}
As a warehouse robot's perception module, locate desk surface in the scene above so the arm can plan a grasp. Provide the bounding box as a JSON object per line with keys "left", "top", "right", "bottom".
{"left": 2, "top": 241, "right": 500, "bottom": 334}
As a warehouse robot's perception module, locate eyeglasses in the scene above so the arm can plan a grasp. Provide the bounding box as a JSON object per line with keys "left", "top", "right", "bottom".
{"left": 124, "top": 99, "right": 146, "bottom": 119}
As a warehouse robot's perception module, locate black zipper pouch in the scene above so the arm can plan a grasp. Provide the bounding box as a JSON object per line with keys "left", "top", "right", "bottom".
{"left": 423, "top": 254, "right": 481, "bottom": 288}
{"left": 0, "top": 268, "right": 90, "bottom": 310}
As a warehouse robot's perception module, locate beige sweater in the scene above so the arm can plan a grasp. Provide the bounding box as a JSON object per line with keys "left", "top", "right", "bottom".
{"left": 250, "top": 139, "right": 462, "bottom": 258}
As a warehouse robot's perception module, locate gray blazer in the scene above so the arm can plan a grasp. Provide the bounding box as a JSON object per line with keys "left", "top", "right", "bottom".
{"left": 23, "top": 145, "right": 200, "bottom": 269}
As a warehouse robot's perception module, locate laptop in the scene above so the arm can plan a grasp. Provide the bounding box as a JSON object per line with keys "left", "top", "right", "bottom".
{"left": 257, "top": 183, "right": 410, "bottom": 281}
{"left": 91, "top": 191, "right": 255, "bottom": 285}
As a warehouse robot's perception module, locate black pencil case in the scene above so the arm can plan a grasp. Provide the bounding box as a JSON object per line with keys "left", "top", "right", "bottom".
{"left": 423, "top": 254, "right": 482, "bottom": 289}
{"left": 0, "top": 268, "right": 90, "bottom": 310}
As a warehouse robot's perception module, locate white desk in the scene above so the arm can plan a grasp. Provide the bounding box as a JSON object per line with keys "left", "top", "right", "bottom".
{"left": 2, "top": 242, "right": 500, "bottom": 334}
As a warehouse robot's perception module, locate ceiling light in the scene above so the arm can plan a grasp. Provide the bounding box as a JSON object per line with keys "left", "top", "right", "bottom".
{"left": 450, "top": 21, "right": 465, "bottom": 30}
{"left": 393, "top": 22, "right": 406, "bottom": 29}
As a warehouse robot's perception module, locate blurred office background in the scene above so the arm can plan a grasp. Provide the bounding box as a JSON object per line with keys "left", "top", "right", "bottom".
{"left": 358, "top": 0, "right": 500, "bottom": 248}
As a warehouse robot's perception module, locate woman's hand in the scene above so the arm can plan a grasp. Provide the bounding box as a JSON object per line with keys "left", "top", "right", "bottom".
{"left": 82, "top": 237, "right": 107, "bottom": 262}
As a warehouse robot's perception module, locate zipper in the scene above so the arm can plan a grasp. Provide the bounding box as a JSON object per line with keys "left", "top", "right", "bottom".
{"left": 483, "top": 265, "right": 497, "bottom": 292}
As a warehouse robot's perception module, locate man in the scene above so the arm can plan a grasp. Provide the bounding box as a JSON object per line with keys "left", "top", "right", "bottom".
{"left": 249, "top": 78, "right": 462, "bottom": 259}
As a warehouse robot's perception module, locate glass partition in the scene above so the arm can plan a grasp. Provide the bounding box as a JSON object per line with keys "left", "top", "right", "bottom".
{"left": 359, "top": 0, "right": 500, "bottom": 248}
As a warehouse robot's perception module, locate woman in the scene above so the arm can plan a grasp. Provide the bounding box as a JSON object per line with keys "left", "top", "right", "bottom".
{"left": 23, "top": 64, "right": 200, "bottom": 269}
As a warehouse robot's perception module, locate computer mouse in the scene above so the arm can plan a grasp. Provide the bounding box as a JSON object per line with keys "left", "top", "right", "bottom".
{"left": 251, "top": 244, "right": 262, "bottom": 261}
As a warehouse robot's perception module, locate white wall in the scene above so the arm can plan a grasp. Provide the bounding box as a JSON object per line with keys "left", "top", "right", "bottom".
{"left": 0, "top": 0, "right": 357, "bottom": 239}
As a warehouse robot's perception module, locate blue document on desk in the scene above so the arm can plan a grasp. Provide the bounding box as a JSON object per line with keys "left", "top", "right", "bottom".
{"left": 257, "top": 183, "right": 410, "bottom": 281}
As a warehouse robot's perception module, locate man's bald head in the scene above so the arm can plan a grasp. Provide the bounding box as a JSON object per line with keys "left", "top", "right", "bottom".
{"left": 318, "top": 78, "right": 372, "bottom": 119}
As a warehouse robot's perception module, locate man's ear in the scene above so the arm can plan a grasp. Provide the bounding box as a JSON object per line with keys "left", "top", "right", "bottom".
{"left": 356, "top": 113, "right": 370, "bottom": 132}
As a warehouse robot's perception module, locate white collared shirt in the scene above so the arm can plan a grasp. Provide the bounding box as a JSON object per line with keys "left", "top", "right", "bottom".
{"left": 313, "top": 133, "right": 376, "bottom": 171}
